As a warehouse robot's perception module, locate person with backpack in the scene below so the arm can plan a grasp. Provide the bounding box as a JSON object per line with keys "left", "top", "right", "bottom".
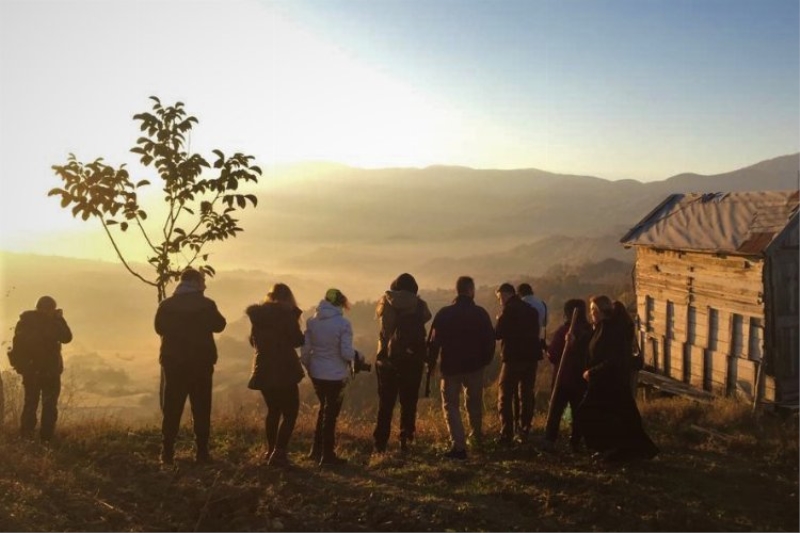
{"left": 245, "top": 283, "right": 305, "bottom": 466}
{"left": 10, "top": 295, "right": 72, "bottom": 442}
{"left": 155, "top": 268, "right": 226, "bottom": 465}
{"left": 494, "top": 283, "right": 540, "bottom": 444}
{"left": 427, "top": 276, "right": 496, "bottom": 460}
{"left": 372, "top": 273, "right": 432, "bottom": 454}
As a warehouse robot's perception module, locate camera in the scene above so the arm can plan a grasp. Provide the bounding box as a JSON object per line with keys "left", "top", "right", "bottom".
{"left": 351, "top": 350, "right": 372, "bottom": 376}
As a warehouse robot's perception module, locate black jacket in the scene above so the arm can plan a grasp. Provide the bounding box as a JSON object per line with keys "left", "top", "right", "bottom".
{"left": 155, "top": 291, "right": 226, "bottom": 370}
{"left": 246, "top": 302, "right": 305, "bottom": 389}
{"left": 12, "top": 310, "right": 72, "bottom": 375}
{"left": 495, "top": 295, "right": 540, "bottom": 365}
{"left": 586, "top": 318, "right": 627, "bottom": 392}
{"left": 428, "top": 295, "right": 496, "bottom": 376}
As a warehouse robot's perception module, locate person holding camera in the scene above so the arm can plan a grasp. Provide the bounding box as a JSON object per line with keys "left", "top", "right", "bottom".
{"left": 372, "top": 273, "right": 432, "bottom": 454}
{"left": 155, "top": 268, "right": 226, "bottom": 465}
{"left": 301, "top": 288, "right": 357, "bottom": 466}
{"left": 245, "top": 283, "right": 305, "bottom": 467}
{"left": 10, "top": 295, "right": 72, "bottom": 442}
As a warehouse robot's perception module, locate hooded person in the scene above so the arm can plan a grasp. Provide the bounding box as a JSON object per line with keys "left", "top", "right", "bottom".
{"left": 300, "top": 288, "right": 356, "bottom": 466}
{"left": 372, "top": 273, "right": 432, "bottom": 453}
{"left": 245, "top": 283, "right": 305, "bottom": 466}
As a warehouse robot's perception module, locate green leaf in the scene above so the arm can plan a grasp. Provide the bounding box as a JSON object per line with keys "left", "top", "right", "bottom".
{"left": 245, "top": 194, "right": 257, "bottom": 207}
{"left": 136, "top": 180, "right": 150, "bottom": 188}
{"left": 106, "top": 220, "right": 118, "bottom": 225}
{"left": 120, "top": 222, "right": 129, "bottom": 231}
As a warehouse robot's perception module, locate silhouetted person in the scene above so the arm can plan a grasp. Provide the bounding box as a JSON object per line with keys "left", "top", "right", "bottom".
{"left": 11, "top": 296, "right": 72, "bottom": 442}
{"left": 613, "top": 300, "right": 642, "bottom": 398}
{"left": 494, "top": 283, "right": 540, "bottom": 444}
{"left": 428, "top": 276, "right": 496, "bottom": 460}
{"left": 246, "top": 283, "right": 305, "bottom": 467}
{"left": 541, "top": 299, "right": 591, "bottom": 451}
{"left": 155, "top": 268, "right": 226, "bottom": 464}
{"left": 373, "top": 273, "right": 432, "bottom": 454}
{"left": 301, "top": 288, "right": 356, "bottom": 466}
{"left": 516, "top": 282, "right": 547, "bottom": 433}
{"left": 575, "top": 295, "right": 658, "bottom": 462}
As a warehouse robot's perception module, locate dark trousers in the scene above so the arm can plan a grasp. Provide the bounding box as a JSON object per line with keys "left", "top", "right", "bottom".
{"left": 161, "top": 365, "right": 213, "bottom": 451}
{"left": 311, "top": 378, "right": 346, "bottom": 457}
{"left": 21, "top": 372, "right": 61, "bottom": 440}
{"left": 373, "top": 357, "right": 425, "bottom": 448}
{"left": 261, "top": 385, "right": 299, "bottom": 453}
{"left": 544, "top": 383, "right": 586, "bottom": 445}
{"left": 498, "top": 361, "right": 537, "bottom": 438}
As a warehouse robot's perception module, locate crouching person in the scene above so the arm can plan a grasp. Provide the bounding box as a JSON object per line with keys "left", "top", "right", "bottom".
{"left": 155, "top": 268, "right": 226, "bottom": 465}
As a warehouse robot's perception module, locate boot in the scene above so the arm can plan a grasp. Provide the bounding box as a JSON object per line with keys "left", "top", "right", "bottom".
{"left": 319, "top": 452, "right": 347, "bottom": 467}
{"left": 267, "top": 448, "right": 290, "bottom": 467}
{"left": 195, "top": 440, "right": 212, "bottom": 464}
{"left": 160, "top": 442, "right": 175, "bottom": 465}
{"left": 307, "top": 434, "right": 322, "bottom": 461}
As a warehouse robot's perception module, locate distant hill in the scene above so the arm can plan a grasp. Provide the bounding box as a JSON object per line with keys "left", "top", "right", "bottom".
{"left": 219, "top": 153, "right": 798, "bottom": 292}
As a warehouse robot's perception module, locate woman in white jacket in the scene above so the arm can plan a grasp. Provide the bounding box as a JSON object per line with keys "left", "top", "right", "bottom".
{"left": 301, "top": 288, "right": 355, "bottom": 466}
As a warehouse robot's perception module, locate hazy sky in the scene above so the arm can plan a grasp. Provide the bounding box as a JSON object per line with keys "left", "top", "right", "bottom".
{"left": 0, "top": 0, "right": 798, "bottom": 253}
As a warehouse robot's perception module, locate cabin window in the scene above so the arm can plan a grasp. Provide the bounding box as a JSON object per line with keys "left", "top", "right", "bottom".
{"left": 666, "top": 301, "right": 675, "bottom": 340}
{"left": 645, "top": 296, "right": 655, "bottom": 333}
{"left": 687, "top": 306, "right": 697, "bottom": 345}
{"left": 748, "top": 318, "right": 763, "bottom": 360}
{"left": 708, "top": 308, "right": 719, "bottom": 351}
{"left": 731, "top": 314, "right": 745, "bottom": 358}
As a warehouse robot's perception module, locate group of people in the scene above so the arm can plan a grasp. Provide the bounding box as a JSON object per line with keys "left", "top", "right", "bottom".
{"left": 8, "top": 267, "right": 657, "bottom": 466}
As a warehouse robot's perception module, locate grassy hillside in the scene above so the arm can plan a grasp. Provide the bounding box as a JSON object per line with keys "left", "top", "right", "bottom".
{"left": 0, "top": 392, "right": 797, "bottom": 532}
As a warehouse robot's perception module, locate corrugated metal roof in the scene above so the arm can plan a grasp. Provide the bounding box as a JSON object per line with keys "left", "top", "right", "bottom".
{"left": 620, "top": 190, "right": 799, "bottom": 255}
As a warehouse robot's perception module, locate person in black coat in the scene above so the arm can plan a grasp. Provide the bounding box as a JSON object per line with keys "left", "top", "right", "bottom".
{"left": 494, "top": 283, "right": 540, "bottom": 444}
{"left": 428, "top": 276, "right": 496, "bottom": 460}
{"left": 575, "top": 295, "right": 658, "bottom": 462}
{"left": 155, "top": 268, "right": 226, "bottom": 464}
{"left": 12, "top": 295, "right": 72, "bottom": 441}
{"left": 246, "top": 283, "right": 305, "bottom": 466}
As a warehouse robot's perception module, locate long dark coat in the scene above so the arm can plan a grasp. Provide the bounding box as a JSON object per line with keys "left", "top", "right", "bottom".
{"left": 575, "top": 318, "right": 658, "bottom": 460}
{"left": 246, "top": 302, "right": 305, "bottom": 390}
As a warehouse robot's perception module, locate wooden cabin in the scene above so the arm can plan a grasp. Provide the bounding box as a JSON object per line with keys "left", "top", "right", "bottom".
{"left": 620, "top": 191, "right": 799, "bottom": 406}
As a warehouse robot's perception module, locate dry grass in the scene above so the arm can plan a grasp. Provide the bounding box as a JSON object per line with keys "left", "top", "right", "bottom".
{"left": 0, "top": 391, "right": 797, "bottom": 532}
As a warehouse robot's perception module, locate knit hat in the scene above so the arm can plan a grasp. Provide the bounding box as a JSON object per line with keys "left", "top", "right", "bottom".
{"left": 325, "top": 288, "right": 348, "bottom": 308}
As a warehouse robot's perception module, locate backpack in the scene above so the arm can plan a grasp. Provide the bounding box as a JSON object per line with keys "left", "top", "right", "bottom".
{"left": 7, "top": 320, "right": 38, "bottom": 374}
{"left": 389, "top": 300, "right": 427, "bottom": 359}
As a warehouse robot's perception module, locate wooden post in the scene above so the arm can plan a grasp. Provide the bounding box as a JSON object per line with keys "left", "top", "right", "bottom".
{"left": 546, "top": 308, "right": 579, "bottom": 424}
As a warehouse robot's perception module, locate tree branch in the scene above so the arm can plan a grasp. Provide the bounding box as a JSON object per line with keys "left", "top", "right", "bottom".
{"left": 99, "top": 217, "right": 158, "bottom": 288}
{"left": 135, "top": 215, "right": 159, "bottom": 254}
